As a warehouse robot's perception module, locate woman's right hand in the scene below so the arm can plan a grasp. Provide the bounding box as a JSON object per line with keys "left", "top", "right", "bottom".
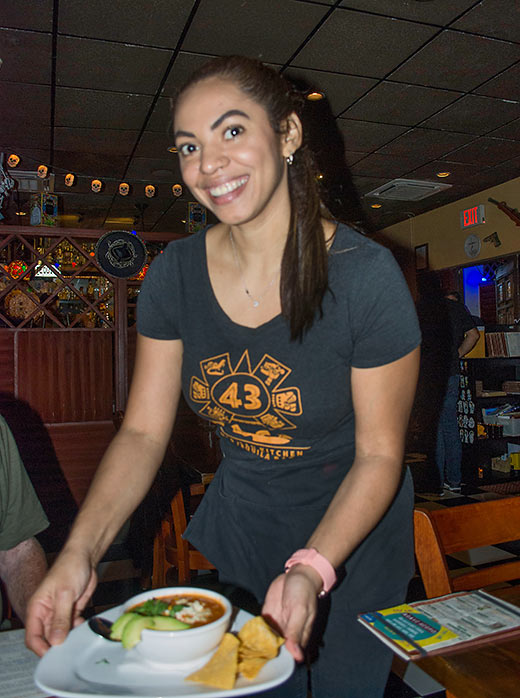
{"left": 25, "top": 548, "right": 98, "bottom": 656}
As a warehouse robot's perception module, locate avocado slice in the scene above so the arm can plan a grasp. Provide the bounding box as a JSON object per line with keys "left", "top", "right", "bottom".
{"left": 121, "top": 615, "right": 154, "bottom": 649}
{"left": 109, "top": 612, "right": 141, "bottom": 641}
{"left": 150, "top": 615, "right": 190, "bottom": 631}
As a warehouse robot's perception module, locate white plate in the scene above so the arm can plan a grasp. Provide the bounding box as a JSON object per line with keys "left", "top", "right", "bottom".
{"left": 35, "top": 604, "right": 294, "bottom": 698}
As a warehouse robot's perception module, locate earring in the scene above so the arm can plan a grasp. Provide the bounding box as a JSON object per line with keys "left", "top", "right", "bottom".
{"left": 286, "top": 153, "right": 294, "bottom": 166}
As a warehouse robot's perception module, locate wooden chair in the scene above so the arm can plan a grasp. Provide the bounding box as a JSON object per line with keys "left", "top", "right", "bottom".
{"left": 113, "top": 408, "right": 218, "bottom": 587}
{"left": 414, "top": 496, "right": 520, "bottom": 598}
{"left": 151, "top": 479, "right": 216, "bottom": 587}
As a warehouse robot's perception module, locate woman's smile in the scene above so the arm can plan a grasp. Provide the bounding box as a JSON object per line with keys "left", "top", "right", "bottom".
{"left": 206, "top": 175, "right": 250, "bottom": 204}
{"left": 174, "top": 77, "right": 288, "bottom": 227}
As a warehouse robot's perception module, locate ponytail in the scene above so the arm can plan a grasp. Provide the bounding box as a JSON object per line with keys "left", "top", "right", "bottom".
{"left": 177, "top": 55, "right": 331, "bottom": 340}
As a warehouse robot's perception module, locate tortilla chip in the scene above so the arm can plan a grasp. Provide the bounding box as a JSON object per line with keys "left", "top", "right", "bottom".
{"left": 238, "top": 655, "right": 269, "bottom": 680}
{"left": 185, "top": 633, "right": 239, "bottom": 690}
{"left": 238, "top": 616, "right": 284, "bottom": 659}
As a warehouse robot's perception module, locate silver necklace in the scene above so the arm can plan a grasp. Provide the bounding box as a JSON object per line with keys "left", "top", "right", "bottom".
{"left": 228, "top": 229, "right": 280, "bottom": 308}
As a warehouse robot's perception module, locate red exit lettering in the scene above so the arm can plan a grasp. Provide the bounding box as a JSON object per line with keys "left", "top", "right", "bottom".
{"left": 463, "top": 206, "right": 478, "bottom": 226}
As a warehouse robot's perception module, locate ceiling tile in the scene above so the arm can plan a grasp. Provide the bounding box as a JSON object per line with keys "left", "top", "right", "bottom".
{"left": 1, "top": 0, "right": 53, "bottom": 32}
{"left": 338, "top": 0, "right": 477, "bottom": 25}
{"left": 0, "top": 125, "right": 51, "bottom": 150}
{"left": 1, "top": 82, "right": 52, "bottom": 125}
{"left": 146, "top": 97, "right": 175, "bottom": 134}
{"left": 56, "top": 36, "right": 171, "bottom": 93}
{"left": 336, "top": 119, "right": 408, "bottom": 151}
{"left": 421, "top": 95, "right": 520, "bottom": 135}
{"left": 182, "top": 0, "right": 328, "bottom": 63}
{"left": 58, "top": 0, "right": 193, "bottom": 49}
{"left": 134, "top": 131, "right": 181, "bottom": 162}
{"left": 377, "top": 128, "right": 475, "bottom": 159}
{"left": 55, "top": 88, "right": 153, "bottom": 129}
{"left": 473, "top": 63, "right": 520, "bottom": 99}
{"left": 445, "top": 137, "right": 520, "bottom": 166}
{"left": 283, "top": 67, "right": 377, "bottom": 116}
{"left": 292, "top": 8, "right": 437, "bottom": 76}
{"left": 162, "top": 52, "right": 218, "bottom": 98}
{"left": 487, "top": 118, "right": 520, "bottom": 141}
{"left": 463, "top": 156, "right": 520, "bottom": 191}
{"left": 340, "top": 82, "right": 463, "bottom": 125}
{"left": 451, "top": 0, "right": 520, "bottom": 43}
{"left": 407, "top": 160, "right": 480, "bottom": 184}
{"left": 54, "top": 127, "right": 140, "bottom": 155}
{"left": 350, "top": 152, "right": 433, "bottom": 178}
{"left": 52, "top": 152, "right": 128, "bottom": 179}
{"left": 352, "top": 176, "right": 388, "bottom": 195}
{"left": 0, "top": 28, "right": 52, "bottom": 84}
{"left": 344, "top": 151, "right": 368, "bottom": 167}
{"left": 125, "top": 157, "right": 184, "bottom": 183}
{"left": 389, "top": 31, "right": 520, "bottom": 91}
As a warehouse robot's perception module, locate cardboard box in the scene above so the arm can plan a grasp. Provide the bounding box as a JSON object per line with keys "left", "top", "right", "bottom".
{"left": 503, "top": 381, "right": 520, "bottom": 394}
{"left": 492, "top": 455, "right": 510, "bottom": 473}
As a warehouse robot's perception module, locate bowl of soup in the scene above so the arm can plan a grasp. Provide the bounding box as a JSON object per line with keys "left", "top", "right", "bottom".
{"left": 117, "top": 587, "right": 232, "bottom": 666}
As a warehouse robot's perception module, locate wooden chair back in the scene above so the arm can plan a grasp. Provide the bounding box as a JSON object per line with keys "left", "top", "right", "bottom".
{"left": 113, "top": 409, "right": 217, "bottom": 587}
{"left": 414, "top": 497, "right": 520, "bottom": 598}
{"left": 152, "top": 479, "right": 215, "bottom": 587}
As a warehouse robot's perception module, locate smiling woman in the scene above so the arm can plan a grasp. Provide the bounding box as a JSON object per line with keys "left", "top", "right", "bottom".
{"left": 25, "top": 56, "right": 421, "bottom": 698}
{"left": 173, "top": 56, "right": 328, "bottom": 339}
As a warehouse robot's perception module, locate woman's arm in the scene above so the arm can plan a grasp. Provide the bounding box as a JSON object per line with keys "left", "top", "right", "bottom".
{"left": 25, "top": 335, "right": 183, "bottom": 655}
{"left": 262, "top": 347, "right": 420, "bottom": 660}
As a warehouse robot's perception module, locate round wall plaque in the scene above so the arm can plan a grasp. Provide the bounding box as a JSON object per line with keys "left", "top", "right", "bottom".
{"left": 464, "top": 233, "right": 481, "bottom": 258}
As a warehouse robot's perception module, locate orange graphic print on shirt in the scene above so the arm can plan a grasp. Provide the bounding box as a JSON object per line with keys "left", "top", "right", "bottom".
{"left": 190, "top": 350, "right": 309, "bottom": 460}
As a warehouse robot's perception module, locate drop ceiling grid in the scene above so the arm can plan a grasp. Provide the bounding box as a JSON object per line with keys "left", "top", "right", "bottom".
{"left": 0, "top": 0, "right": 519, "bottom": 230}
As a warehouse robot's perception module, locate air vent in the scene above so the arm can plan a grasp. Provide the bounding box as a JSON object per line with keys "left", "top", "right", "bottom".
{"left": 12, "top": 170, "right": 55, "bottom": 193}
{"left": 364, "top": 178, "right": 451, "bottom": 201}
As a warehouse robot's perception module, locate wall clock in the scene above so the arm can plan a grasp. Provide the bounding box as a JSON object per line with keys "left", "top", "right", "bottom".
{"left": 464, "top": 233, "right": 481, "bottom": 258}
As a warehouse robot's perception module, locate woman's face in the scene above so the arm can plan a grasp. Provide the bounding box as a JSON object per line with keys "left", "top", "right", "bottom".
{"left": 174, "top": 77, "right": 290, "bottom": 227}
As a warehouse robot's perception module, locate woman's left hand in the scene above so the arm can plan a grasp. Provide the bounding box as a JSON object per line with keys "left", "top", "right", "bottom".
{"left": 261, "top": 566, "right": 322, "bottom": 662}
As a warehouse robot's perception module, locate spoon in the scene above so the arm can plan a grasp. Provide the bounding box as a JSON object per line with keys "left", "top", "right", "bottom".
{"left": 88, "top": 616, "right": 117, "bottom": 641}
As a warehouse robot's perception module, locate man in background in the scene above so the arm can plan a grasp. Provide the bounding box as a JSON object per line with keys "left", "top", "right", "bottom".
{"left": 0, "top": 414, "right": 48, "bottom": 625}
{"left": 417, "top": 274, "right": 480, "bottom": 493}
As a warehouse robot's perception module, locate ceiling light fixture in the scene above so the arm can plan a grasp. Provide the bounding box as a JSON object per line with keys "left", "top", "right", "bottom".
{"left": 371, "top": 203, "right": 382, "bottom": 209}
{"left": 15, "top": 211, "right": 27, "bottom": 216}
{"left": 436, "top": 171, "right": 451, "bottom": 178}
{"left": 306, "top": 91, "right": 324, "bottom": 101}
{"left": 167, "top": 145, "right": 178, "bottom": 153}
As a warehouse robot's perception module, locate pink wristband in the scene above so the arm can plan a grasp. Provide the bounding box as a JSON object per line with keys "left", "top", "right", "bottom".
{"left": 284, "top": 548, "right": 337, "bottom": 597}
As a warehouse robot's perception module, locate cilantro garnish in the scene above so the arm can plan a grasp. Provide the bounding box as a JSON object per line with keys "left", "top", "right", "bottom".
{"left": 136, "top": 598, "right": 169, "bottom": 616}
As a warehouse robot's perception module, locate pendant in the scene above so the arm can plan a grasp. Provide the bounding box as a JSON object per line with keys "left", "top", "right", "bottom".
{"left": 253, "top": 300, "right": 259, "bottom": 308}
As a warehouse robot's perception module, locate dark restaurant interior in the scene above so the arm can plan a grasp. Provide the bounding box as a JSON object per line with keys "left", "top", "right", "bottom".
{"left": 1, "top": 1, "right": 520, "bottom": 697}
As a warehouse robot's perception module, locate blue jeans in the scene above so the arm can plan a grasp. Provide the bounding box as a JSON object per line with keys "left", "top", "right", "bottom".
{"left": 435, "top": 373, "right": 462, "bottom": 487}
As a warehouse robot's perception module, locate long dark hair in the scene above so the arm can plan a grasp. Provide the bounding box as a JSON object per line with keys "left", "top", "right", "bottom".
{"left": 175, "top": 55, "right": 329, "bottom": 341}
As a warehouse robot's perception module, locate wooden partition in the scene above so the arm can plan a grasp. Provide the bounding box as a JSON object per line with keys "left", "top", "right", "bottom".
{"left": 0, "top": 226, "right": 183, "bottom": 550}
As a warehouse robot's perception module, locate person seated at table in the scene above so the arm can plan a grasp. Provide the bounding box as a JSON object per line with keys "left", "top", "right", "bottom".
{"left": 0, "top": 415, "right": 49, "bottom": 625}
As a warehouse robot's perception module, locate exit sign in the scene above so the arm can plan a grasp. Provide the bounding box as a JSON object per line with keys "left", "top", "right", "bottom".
{"left": 460, "top": 204, "right": 485, "bottom": 228}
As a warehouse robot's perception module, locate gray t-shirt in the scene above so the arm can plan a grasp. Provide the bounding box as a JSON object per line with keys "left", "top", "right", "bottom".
{"left": 138, "top": 224, "right": 421, "bottom": 603}
{"left": 0, "top": 415, "right": 49, "bottom": 619}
